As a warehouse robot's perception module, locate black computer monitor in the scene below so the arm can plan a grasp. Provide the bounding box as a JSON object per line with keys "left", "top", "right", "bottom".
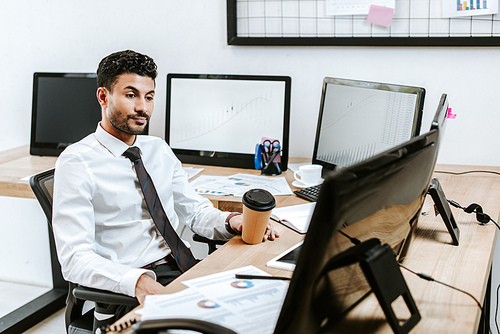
{"left": 165, "top": 73, "right": 291, "bottom": 169}
{"left": 30, "top": 73, "right": 102, "bottom": 156}
{"left": 275, "top": 124, "right": 441, "bottom": 333}
{"left": 430, "top": 93, "right": 449, "bottom": 154}
{"left": 311, "top": 77, "right": 425, "bottom": 176}
{"left": 431, "top": 94, "right": 449, "bottom": 131}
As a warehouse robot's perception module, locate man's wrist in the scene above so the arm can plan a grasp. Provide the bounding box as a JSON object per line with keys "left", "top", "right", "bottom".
{"left": 225, "top": 212, "right": 242, "bottom": 235}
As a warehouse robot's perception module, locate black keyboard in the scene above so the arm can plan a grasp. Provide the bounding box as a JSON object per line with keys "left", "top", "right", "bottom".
{"left": 293, "top": 184, "right": 321, "bottom": 202}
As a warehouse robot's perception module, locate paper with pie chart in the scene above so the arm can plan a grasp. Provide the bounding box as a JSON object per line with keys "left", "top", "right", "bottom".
{"left": 183, "top": 265, "right": 289, "bottom": 333}
{"left": 139, "top": 289, "right": 244, "bottom": 332}
{"left": 138, "top": 266, "right": 289, "bottom": 334}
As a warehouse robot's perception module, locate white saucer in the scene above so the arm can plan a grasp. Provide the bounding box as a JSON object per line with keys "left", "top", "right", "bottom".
{"left": 292, "top": 180, "right": 316, "bottom": 188}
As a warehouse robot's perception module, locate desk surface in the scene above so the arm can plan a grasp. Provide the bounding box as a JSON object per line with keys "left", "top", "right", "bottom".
{"left": 0, "top": 146, "right": 304, "bottom": 210}
{"left": 108, "top": 165, "right": 500, "bottom": 334}
{"left": 2, "top": 146, "right": 500, "bottom": 333}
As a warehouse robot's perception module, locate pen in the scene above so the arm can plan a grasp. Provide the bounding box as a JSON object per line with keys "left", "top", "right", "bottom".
{"left": 235, "top": 274, "right": 291, "bottom": 281}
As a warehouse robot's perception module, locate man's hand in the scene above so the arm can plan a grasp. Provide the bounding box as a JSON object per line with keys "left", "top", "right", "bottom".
{"left": 263, "top": 220, "right": 280, "bottom": 241}
{"left": 135, "top": 274, "right": 164, "bottom": 305}
{"left": 229, "top": 214, "right": 280, "bottom": 242}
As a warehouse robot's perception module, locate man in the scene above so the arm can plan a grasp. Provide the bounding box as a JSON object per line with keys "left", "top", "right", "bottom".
{"left": 52, "top": 50, "right": 279, "bottom": 312}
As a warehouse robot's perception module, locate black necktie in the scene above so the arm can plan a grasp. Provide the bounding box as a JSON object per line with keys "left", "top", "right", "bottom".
{"left": 123, "top": 146, "right": 196, "bottom": 272}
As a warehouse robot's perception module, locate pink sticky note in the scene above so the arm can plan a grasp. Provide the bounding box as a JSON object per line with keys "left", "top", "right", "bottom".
{"left": 366, "top": 5, "right": 395, "bottom": 27}
{"left": 447, "top": 108, "right": 456, "bottom": 119}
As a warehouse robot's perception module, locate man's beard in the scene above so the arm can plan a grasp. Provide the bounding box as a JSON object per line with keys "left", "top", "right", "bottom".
{"left": 109, "top": 112, "right": 149, "bottom": 135}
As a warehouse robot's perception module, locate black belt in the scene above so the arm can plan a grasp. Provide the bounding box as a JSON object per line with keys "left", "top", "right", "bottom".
{"left": 143, "top": 254, "right": 175, "bottom": 269}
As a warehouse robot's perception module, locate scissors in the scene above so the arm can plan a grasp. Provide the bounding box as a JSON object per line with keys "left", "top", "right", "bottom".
{"left": 262, "top": 140, "right": 280, "bottom": 162}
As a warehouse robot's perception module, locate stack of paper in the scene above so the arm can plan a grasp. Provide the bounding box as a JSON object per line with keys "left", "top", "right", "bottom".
{"left": 189, "top": 173, "right": 292, "bottom": 196}
{"left": 137, "top": 266, "right": 289, "bottom": 334}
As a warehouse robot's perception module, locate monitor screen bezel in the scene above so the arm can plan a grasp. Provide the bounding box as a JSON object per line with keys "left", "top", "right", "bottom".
{"left": 165, "top": 73, "right": 291, "bottom": 170}
{"left": 311, "top": 77, "right": 426, "bottom": 176}
{"left": 431, "top": 93, "right": 449, "bottom": 131}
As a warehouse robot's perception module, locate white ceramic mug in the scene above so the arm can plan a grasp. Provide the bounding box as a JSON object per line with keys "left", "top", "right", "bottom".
{"left": 294, "top": 164, "right": 322, "bottom": 186}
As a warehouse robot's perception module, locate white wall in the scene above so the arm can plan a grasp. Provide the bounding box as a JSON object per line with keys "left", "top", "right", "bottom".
{"left": 1, "top": 0, "right": 499, "bottom": 327}
{"left": 0, "top": 196, "right": 52, "bottom": 287}
{"left": 1, "top": 0, "right": 499, "bottom": 166}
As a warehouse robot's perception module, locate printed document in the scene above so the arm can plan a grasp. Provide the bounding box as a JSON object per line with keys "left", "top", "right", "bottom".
{"left": 190, "top": 173, "right": 292, "bottom": 196}
{"left": 138, "top": 266, "right": 289, "bottom": 334}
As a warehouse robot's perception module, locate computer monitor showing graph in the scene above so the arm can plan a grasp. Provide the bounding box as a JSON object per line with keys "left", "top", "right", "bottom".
{"left": 166, "top": 73, "right": 291, "bottom": 169}
{"left": 312, "top": 77, "right": 425, "bottom": 175}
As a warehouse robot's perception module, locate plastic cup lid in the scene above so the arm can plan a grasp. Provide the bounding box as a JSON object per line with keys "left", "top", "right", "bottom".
{"left": 242, "top": 189, "right": 276, "bottom": 212}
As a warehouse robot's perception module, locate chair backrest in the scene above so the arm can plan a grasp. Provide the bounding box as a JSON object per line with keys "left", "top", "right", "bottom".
{"left": 29, "top": 168, "right": 55, "bottom": 222}
{"left": 29, "top": 168, "right": 65, "bottom": 289}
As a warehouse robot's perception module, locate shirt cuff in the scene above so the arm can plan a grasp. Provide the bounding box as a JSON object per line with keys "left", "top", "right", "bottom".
{"left": 120, "top": 268, "right": 156, "bottom": 297}
{"left": 225, "top": 212, "right": 242, "bottom": 235}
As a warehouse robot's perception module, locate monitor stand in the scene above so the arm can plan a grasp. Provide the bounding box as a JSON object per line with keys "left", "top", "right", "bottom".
{"left": 428, "top": 178, "right": 460, "bottom": 246}
{"left": 320, "top": 239, "right": 421, "bottom": 334}
{"left": 359, "top": 240, "right": 421, "bottom": 334}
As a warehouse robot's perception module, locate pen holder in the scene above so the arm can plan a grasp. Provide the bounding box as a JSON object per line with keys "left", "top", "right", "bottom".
{"left": 254, "top": 140, "right": 282, "bottom": 176}
{"left": 261, "top": 154, "right": 281, "bottom": 176}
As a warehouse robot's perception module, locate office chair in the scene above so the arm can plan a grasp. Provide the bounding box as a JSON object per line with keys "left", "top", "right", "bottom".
{"left": 131, "top": 318, "right": 237, "bottom": 333}
{"left": 30, "top": 168, "right": 139, "bottom": 334}
{"left": 29, "top": 168, "right": 227, "bottom": 334}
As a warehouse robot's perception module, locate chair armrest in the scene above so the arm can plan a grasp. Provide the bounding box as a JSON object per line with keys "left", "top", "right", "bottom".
{"left": 134, "top": 318, "right": 237, "bottom": 334}
{"left": 73, "top": 286, "right": 138, "bottom": 306}
{"left": 192, "top": 234, "right": 227, "bottom": 246}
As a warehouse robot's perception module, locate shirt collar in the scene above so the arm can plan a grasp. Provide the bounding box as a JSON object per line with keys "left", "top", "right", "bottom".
{"left": 95, "top": 123, "right": 143, "bottom": 158}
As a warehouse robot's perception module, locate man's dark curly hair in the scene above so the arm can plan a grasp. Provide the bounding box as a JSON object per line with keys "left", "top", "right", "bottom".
{"left": 96, "top": 50, "right": 157, "bottom": 91}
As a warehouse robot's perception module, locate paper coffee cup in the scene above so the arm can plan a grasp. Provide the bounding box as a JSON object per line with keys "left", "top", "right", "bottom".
{"left": 241, "top": 189, "right": 276, "bottom": 244}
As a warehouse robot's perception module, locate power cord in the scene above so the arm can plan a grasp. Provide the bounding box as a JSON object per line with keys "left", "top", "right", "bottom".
{"left": 447, "top": 199, "right": 499, "bottom": 229}
{"left": 431, "top": 170, "right": 499, "bottom": 333}
{"left": 435, "top": 170, "right": 500, "bottom": 177}
{"left": 496, "top": 283, "right": 500, "bottom": 334}
{"left": 399, "top": 263, "right": 483, "bottom": 313}
{"left": 446, "top": 198, "right": 498, "bottom": 333}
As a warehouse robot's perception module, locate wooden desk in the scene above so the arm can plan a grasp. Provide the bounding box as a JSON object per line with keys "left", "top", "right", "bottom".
{"left": 110, "top": 164, "right": 500, "bottom": 334}
{"left": 0, "top": 145, "right": 303, "bottom": 209}
{"left": 2, "top": 147, "right": 499, "bottom": 333}
{"left": 330, "top": 165, "right": 500, "bottom": 333}
{"left": 0, "top": 146, "right": 57, "bottom": 198}
{"left": 181, "top": 162, "right": 306, "bottom": 212}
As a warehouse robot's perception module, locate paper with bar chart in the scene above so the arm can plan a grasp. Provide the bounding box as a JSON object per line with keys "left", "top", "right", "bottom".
{"left": 443, "top": 0, "right": 498, "bottom": 17}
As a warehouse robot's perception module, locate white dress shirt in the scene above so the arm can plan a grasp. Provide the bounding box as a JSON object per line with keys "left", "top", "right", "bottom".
{"left": 52, "top": 124, "right": 234, "bottom": 297}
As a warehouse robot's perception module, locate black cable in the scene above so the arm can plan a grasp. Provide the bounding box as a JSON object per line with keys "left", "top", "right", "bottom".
{"left": 339, "top": 230, "right": 361, "bottom": 245}
{"left": 399, "top": 263, "right": 483, "bottom": 313}
{"left": 447, "top": 199, "right": 500, "bottom": 230}
{"left": 433, "top": 170, "right": 498, "bottom": 333}
{"left": 446, "top": 198, "right": 499, "bottom": 334}
{"left": 435, "top": 170, "right": 500, "bottom": 177}
{"left": 495, "top": 283, "right": 500, "bottom": 334}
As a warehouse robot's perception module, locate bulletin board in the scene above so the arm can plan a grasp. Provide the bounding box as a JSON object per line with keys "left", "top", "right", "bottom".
{"left": 227, "top": 0, "right": 500, "bottom": 46}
